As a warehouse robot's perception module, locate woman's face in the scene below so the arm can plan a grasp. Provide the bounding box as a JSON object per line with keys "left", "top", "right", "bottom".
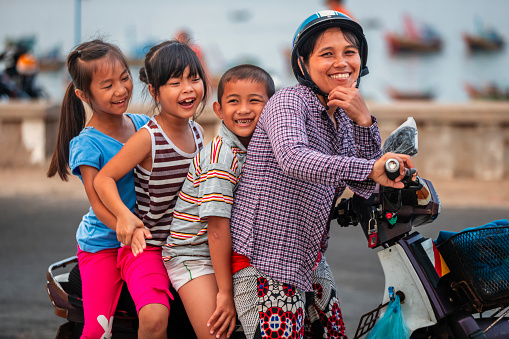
{"left": 305, "top": 27, "right": 361, "bottom": 94}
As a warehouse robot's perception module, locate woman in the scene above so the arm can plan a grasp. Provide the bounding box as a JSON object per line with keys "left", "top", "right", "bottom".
{"left": 229, "top": 11, "right": 415, "bottom": 339}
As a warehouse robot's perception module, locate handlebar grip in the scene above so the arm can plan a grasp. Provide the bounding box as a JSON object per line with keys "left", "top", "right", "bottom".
{"left": 385, "top": 158, "right": 400, "bottom": 181}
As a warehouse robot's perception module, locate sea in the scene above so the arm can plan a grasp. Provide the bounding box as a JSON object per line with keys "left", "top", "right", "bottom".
{"left": 1, "top": 0, "right": 508, "bottom": 103}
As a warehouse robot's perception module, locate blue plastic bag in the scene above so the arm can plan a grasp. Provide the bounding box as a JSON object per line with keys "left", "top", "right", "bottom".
{"left": 366, "top": 295, "right": 409, "bottom": 339}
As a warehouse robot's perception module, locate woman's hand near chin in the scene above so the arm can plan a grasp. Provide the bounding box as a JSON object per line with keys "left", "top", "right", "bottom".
{"left": 327, "top": 80, "right": 372, "bottom": 127}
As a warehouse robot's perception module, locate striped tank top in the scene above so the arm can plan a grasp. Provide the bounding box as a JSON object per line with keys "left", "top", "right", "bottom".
{"left": 134, "top": 117, "right": 204, "bottom": 247}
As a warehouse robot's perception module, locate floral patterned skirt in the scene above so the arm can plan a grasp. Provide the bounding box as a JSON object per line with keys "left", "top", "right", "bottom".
{"left": 232, "top": 258, "right": 348, "bottom": 339}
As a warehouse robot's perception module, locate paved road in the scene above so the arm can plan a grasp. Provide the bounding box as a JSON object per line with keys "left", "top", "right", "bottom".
{"left": 0, "top": 191, "right": 507, "bottom": 338}
{"left": 0, "top": 195, "right": 88, "bottom": 339}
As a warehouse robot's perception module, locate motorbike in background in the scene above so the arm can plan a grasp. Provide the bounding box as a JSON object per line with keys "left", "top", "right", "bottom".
{"left": 0, "top": 37, "right": 45, "bottom": 99}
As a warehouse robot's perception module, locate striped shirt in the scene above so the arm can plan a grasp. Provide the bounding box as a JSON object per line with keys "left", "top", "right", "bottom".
{"left": 134, "top": 117, "right": 204, "bottom": 247}
{"left": 230, "top": 84, "right": 382, "bottom": 291}
{"left": 162, "top": 123, "right": 247, "bottom": 264}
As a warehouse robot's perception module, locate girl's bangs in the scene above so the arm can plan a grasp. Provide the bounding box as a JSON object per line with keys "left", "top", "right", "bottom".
{"left": 161, "top": 45, "right": 202, "bottom": 80}
{"left": 92, "top": 52, "right": 130, "bottom": 77}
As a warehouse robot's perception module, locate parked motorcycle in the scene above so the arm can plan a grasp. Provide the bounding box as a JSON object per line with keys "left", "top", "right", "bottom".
{"left": 0, "top": 37, "right": 45, "bottom": 99}
{"left": 46, "top": 120, "right": 509, "bottom": 338}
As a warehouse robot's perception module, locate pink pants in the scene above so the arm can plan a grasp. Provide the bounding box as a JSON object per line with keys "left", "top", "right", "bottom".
{"left": 78, "top": 246, "right": 172, "bottom": 339}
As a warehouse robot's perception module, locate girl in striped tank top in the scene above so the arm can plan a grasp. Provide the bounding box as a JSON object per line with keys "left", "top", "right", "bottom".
{"left": 95, "top": 40, "right": 208, "bottom": 339}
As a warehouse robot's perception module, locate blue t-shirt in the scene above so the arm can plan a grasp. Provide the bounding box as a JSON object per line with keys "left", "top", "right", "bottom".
{"left": 69, "top": 113, "right": 150, "bottom": 253}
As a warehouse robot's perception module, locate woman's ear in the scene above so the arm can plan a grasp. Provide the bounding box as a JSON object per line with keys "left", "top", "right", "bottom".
{"left": 75, "top": 89, "right": 88, "bottom": 103}
{"left": 148, "top": 84, "right": 158, "bottom": 101}
{"left": 212, "top": 101, "right": 223, "bottom": 120}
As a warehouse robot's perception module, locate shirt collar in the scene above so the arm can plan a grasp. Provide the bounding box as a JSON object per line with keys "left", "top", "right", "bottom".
{"left": 218, "top": 122, "right": 247, "bottom": 153}
{"left": 297, "top": 83, "right": 344, "bottom": 119}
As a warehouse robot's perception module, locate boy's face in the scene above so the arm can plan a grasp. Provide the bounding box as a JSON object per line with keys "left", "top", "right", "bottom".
{"left": 213, "top": 79, "right": 269, "bottom": 146}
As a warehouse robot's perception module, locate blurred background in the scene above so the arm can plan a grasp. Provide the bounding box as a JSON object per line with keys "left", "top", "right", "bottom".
{"left": 1, "top": 0, "right": 509, "bottom": 103}
{"left": 0, "top": 1, "right": 508, "bottom": 338}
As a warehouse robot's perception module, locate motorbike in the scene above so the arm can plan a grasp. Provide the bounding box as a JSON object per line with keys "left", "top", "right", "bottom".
{"left": 331, "top": 119, "right": 509, "bottom": 338}
{"left": 333, "top": 161, "right": 509, "bottom": 338}
{"left": 0, "top": 37, "right": 45, "bottom": 99}
{"left": 46, "top": 120, "right": 509, "bottom": 338}
{"left": 46, "top": 256, "right": 209, "bottom": 339}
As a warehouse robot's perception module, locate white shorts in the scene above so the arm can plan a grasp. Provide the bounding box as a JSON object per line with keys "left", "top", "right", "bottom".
{"left": 164, "top": 258, "right": 215, "bottom": 291}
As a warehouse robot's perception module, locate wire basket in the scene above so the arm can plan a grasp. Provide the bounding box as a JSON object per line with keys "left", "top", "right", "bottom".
{"left": 438, "top": 226, "right": 509, "bottom": 311}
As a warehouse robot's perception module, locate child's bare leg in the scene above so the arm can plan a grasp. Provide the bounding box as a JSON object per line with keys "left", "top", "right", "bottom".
{"left": 138, "top": 303, "right": 169, "bottom": 339}
{"left": 179, "top": 274, "right": 226, "bottom": 339}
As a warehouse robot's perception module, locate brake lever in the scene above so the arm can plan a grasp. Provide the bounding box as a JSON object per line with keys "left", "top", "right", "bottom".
{"left": 332, "top": 198, "right": 359, "bottom": 227}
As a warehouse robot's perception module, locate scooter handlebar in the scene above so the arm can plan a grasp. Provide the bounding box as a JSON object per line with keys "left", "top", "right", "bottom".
{"left": 385, "top": 158, "right": 401, "bottom": 181}
{"left": 385, "top": 158, "right": 419, "bottom": 187}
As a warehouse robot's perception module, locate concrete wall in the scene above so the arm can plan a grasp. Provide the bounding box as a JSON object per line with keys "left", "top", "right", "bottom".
{"left": 370, "top": 101, "right": 509, "bottom": 181}
{"left": 1, "top": 100, "right": 508, "bottom": 181}
{"left": 0, "top": 100, "right": 59, "bottom": 167}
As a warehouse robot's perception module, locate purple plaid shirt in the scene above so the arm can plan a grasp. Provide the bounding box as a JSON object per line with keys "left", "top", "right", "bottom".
{"left": 230, "top": 84, "right": 382, "bottom": 291}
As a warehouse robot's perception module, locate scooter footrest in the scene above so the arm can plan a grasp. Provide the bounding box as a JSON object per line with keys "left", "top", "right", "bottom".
{"left": 353, "top": 301, "right": 389, "bottom": 339}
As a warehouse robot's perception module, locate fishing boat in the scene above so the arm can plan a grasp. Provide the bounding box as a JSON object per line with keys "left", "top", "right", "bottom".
{"left": 463, "top": 33, "right": 504, "bottom": 53}
{"left": 464, "top": 18, "right": 505, "bottom": 53}
{"left": 387, "top": 86, "right": 434, "bottom": 101}
{"left": 385, "top": 15, "right": 442, "bottom": 55}
{"left": 464, "top": 82, "right": 509, "bottom": 100}
{"left": 128, "top": 38, "right": 159, "bottom": 66}
{"left": 386, "top": 34, "right": 442, "bottom": 54}
{"left": 39, "top": 46, "right": 64, "bottom": 72}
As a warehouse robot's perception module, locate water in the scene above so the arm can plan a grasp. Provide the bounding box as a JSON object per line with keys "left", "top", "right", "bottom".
{"left": 2, "top": 0, "right": 509, "bottom": 103}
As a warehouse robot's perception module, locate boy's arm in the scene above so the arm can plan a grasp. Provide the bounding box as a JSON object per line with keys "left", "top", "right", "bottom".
{"left": 207, "top": 216, "right": 236, "bottom": 338}
{"left": 94, "top": 128, "right": 152, "bottom": 246}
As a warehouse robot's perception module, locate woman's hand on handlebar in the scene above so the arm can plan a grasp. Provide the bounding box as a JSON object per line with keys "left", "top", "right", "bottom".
{"left": 369, "top": 153, "right": 416, "bottom": 189}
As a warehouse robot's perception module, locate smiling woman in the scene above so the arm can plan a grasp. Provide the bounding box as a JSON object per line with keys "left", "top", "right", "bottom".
{"left": 304, "top": 26, "right": 373, "bottom": 126}
{"left": 305, "top": 27, "right": 361, "bottom": 94}
{"left": 228, "top": 10, "right": 418, "bottom": 339}
{"left": 291, "top": 11, "right": 372, "bottom": 125}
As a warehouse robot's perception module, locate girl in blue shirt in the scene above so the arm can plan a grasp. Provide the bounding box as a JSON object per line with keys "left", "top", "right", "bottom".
{"left": 47, "top": 39, "right": 170, "bottom": 339}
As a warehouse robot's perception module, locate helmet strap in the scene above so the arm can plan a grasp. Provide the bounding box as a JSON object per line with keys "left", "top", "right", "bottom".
{"left": 356, "top": 40, "right": 370, "bottom": 87}
{"left": 297, "top": 53, "right": 330, "bottom": 110}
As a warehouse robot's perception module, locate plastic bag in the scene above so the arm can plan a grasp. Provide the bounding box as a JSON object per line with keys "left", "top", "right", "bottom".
{"left": 366, "top": 295, "right": 410, "bottom": 339}
{"left": 382, "top": 117, "right": 418, "bottom": 156}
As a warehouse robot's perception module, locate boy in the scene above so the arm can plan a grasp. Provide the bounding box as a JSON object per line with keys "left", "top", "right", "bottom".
{"left": 161, "top": 64, "right": 275, "bottom": 339}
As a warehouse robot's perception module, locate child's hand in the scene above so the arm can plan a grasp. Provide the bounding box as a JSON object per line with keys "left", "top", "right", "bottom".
{"left": 116, "top": 212, "right": 144, "bottom": 246}
{"left": 131, "top": 227, "right": 152, "bottom": 256}
{"left": 207, "top": 290, "right": 236, "bottom": 338}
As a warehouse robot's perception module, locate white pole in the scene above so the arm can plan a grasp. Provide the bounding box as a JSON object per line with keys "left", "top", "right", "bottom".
{"left": 75, "top": 0, "right": 82, "bottom": 45}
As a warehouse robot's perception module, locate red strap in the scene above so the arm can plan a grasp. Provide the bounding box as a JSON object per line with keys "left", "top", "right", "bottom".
{"left": 231, "top": 251, "right": 251, "bottom": 274}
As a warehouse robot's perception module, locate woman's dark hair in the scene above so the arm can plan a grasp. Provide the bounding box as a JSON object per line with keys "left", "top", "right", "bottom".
{"left": 139, "top": 40, "right": 209, "bottom": 118}
{"left": 47, "top": 39, "right": 131, "bottom": 180}
{"left": 216, "top": 64, "right": 275, "bottom": 105}
{"left": 297, "top": 26, "right": 360, "bottom": 65}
